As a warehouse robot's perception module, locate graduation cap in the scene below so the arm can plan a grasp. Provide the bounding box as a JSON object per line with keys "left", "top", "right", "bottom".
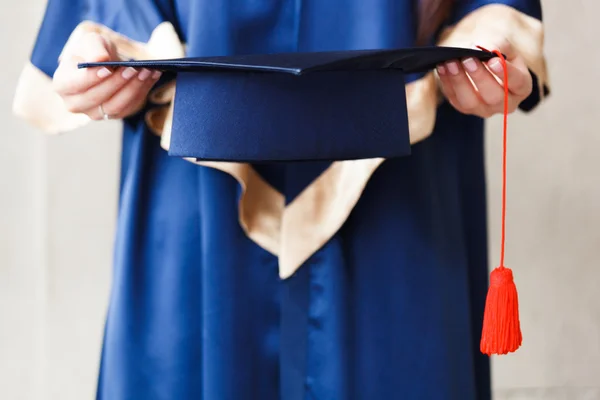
{"left": 80, "top": 46, "right": 523, "bottom": 357}
{"left": 79, "top": 46, "right": 498, "bottom": 162}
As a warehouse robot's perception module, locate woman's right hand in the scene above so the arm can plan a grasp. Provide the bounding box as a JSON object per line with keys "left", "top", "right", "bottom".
{"left": 52, "top": 32, "right": 161, "bottom": 121}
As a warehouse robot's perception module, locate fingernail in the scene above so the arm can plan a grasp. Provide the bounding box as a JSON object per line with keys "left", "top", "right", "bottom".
{"left": 488, "top": 58, "right": 503, "bottom": 74}
{"left": 462, "top": 57, "right": 478, "bottom": 72}
{"left": 122, "top": 67, "right": 138, "bottom": 79}
{"left": 446, "top": 61, "right": 460, "bottom": 75}
{"left": 437, "top": 65, "right": 446, "bottom": 75}
{"left": 152, "top": 70, "right": 162, "bottom": 80}
{"left": 97, "top": 67, "right": 112, "bottom": 79}
{"left": 138, "top": 68, "right": 152, "bottom": 81}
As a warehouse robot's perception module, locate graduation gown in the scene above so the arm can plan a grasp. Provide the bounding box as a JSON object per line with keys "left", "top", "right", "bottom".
{"left": 13, "top": 0, "right": 549, "bottom": 399}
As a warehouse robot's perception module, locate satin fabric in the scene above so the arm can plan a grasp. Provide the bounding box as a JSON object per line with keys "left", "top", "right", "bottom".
{"left": 28, "top": 0, "right": 543, "bottom": 399}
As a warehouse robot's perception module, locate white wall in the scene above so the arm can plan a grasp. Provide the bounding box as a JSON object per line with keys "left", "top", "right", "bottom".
{"left": 1, "top": 0, "right": 599, "bottom": 399}
{"left": 487, "top": 2, "right": 600, "bottom": 398}
{"left": 2, "top": 1, "right": 119, "bottom": 398}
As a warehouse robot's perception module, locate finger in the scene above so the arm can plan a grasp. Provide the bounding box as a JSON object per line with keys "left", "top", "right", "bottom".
{"left": 88, "top": 69, "right": 161, "bottom": 120}
{"left": 116, "top": 83, "right": 154, "bottom": 118}
{"left": 461, "top": 57, "right": 523, "bottom": 115}
{"left": 487, "top": 57, "right": 533, "bottom": 98}
{"left": 54, "top": 59, "right": 116, "bottom": 96}
{"left": 507, "top": 94, "right": 522, "bottom": 114}
{"left": 53, "top": 33, "right": 115, "bottom": 95}
{"left": 443, "top": 60, "right": 486, "bottom": 114}
{"left": 474, "top": 37, "right": 533, "bottom": 98}
{"left": 477, "top": 37, "right": 517, "bottom": 62}
{"left": 437, "top": 63, "right": 475, "bottom": 114}
{"left": 63, "top": 67, "right": 140, "bottom": 113}
{"left": 462, "top": 57, "right": 504, "bottom": 108}
{"left": 107, "top": 71, "right": 160, "bottom": 118}
{"left": 480, "top": 91, "right": 522, "bottom": 116}
{"left": 437, "top": 64, "right": 459, "bottom": 107}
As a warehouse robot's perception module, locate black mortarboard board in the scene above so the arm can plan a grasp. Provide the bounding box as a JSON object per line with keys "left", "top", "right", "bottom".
{"left": 80, "top": 47, "right": 496, "bottom": 162}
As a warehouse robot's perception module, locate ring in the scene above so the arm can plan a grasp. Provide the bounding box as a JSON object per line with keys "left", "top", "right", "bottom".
{"left": 99, "top": 104, "right": 110, "bottom": 121}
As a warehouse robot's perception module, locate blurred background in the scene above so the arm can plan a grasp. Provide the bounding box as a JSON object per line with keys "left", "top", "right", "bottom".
{"left": 1, "top": 0, "right": 599, "bottom": 399}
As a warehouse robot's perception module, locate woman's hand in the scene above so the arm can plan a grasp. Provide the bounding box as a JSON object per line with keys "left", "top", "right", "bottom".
{"left": 436, "top": 39, "right": 533, "bottom": 118}
{"left": 52, "top": 32, "right": 161, "bottom": 120}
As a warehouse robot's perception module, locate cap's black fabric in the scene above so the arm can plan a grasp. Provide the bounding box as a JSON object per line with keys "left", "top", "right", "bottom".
{"left": 80, "top": 46, "right": 496, "bottom": 162}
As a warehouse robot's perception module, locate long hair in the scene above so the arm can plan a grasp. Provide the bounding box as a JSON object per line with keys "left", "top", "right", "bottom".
{"left": 416, "top": 0, "right": 455, "bottom": 45}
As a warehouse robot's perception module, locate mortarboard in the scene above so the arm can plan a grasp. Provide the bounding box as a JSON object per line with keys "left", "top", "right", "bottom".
{"left": 80, "top": 46, "right": 523, "bottom": 357}
{"left": 80, "top": 46, "right": 497, "bottom": 162}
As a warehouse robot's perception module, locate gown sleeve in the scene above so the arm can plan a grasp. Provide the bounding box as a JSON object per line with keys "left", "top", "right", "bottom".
{"left": 437, "top": 0, "right": 549, "bottom": 112}
{"left": 12, "top": 0, "right": 184, "bottom": 134}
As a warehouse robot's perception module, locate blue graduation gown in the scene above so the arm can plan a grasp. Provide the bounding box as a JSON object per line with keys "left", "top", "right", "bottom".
{"left": 26, "top": 0, "right": 544, "bottom": 398}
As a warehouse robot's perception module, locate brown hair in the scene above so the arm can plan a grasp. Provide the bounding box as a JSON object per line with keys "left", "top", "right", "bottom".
{"left": 416, "top": 0, "right": 455, "bottom": 45}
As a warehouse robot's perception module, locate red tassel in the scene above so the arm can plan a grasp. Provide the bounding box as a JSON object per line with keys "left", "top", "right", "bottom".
{"left": 480, "top": 266, "right": 522, "bottom": 355}
{"left": 477, "top": 47, "right": 523, "bottom": 356}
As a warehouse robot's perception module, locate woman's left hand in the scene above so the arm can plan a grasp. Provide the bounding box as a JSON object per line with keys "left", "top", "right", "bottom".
{"left": 436, "top": 39, "right": 533, "bottom": 118}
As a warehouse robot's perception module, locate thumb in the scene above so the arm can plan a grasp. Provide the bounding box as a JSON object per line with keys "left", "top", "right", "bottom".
{"left": 473, "top": 37, "right": 518, "bottom": 62}
{"left": 77, "top": 32, "right": 113, "bottom": 62}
